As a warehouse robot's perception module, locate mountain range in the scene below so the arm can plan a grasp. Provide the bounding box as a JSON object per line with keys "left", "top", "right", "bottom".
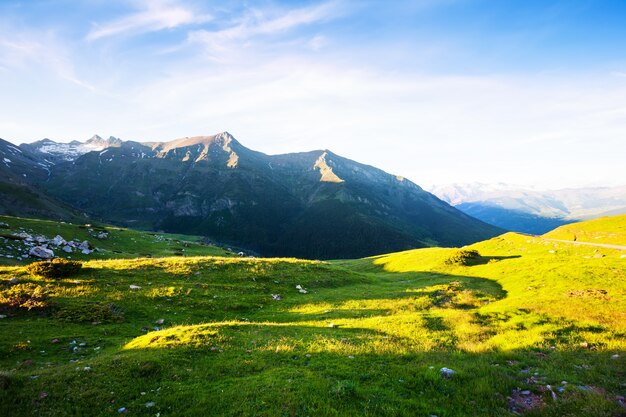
{"left": 430, "top": 182, "right": 626, "bottom": 234}
{"left": 0, "top": 133, "right": 501, "bottom": 259}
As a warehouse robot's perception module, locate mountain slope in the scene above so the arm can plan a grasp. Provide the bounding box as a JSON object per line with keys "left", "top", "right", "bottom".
{"left": 16, "top": 132, "right": 501, "bottom": 259}
{"left": 0, "top": 138, "right": 83, "bottom": 221}
{"left": 455, "top": 202, "right": 573, "bottom": 235}
{"left": 543, "top": 214, "right": 626, "bottom": 246}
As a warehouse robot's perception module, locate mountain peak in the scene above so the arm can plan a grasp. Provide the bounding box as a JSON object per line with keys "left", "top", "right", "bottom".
{"left": 86, "top": 134, "right": 103, "bottom": 143}
{"left": 313, "top": 151, "right": 344, "bottom": 183}
{"left": 159, "top": 132, "right": 235, "bottom": 150}
{"left": 86, "top": 135, "right": 122, "bottom": 147}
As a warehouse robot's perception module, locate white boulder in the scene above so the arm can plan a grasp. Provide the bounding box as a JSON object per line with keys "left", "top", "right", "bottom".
{"left": 29, "top": 246, "right": 54, "bottom": 259}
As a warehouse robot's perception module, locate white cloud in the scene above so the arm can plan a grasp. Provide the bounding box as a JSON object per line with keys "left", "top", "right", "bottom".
{"left": 187, "top": 1, "right": 343, "bottom": 59}
{"left": 0, "top": 31, "right": 93, "bottom": 90}
{"left": 117, "top": 59, "right": 626, "bottom": 189}
{"left": 86, "top": 0, "right": 212, "bottom": 41}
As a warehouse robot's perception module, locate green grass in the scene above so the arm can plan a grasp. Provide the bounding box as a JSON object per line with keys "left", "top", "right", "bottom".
{"left": 0, "top": 215, "right": 232, "bottom": 266}
{"left": 0, "top": 217, "right": 625, "bottom": 416}
{"left": 543, "top": 214, "right": 626, "bottom": 246}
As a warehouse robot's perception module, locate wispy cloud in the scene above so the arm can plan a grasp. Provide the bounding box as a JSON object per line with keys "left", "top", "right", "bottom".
{"left": 0, "top": 31, "right": 93, "bottom": 90}
{"left": 187, "top": 1, "right": 344, "bottom": 59}
{"left": 87, "top": 0, "right": 212, "bottom": 41}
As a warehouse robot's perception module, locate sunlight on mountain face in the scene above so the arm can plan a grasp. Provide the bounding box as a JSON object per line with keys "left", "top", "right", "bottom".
{"left": 314, "top": 151, "right": 344, "bottom": 183}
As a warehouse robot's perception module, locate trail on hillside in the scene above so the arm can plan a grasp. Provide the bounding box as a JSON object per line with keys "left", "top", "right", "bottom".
{"left": 542, "top": 238, "right": 626, "bottom": 251}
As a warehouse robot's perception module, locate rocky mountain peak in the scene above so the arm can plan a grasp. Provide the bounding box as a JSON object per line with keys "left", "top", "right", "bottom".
{"left": 86, "top": 135, "right": 123, "bottom": 148}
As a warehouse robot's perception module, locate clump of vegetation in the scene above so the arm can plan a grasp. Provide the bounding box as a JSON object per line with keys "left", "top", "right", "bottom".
{"left": 0, "top": 283, "right": 50, "bottom": 311}
{"left": 444, "top": 249, "right": 482, "bottom": 266}
{"left": 25, "top": 258, "right": 82, "bottom": 278}
{"left": 53, "top": 302, "right": 123, "bottom": 323}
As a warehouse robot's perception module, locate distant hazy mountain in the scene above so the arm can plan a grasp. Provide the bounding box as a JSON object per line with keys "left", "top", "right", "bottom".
{"left": 430, "top": 182, "right": 626, "bottom": 234}
{"left": 4, "top": 132, "right": 502, "bottom": 259}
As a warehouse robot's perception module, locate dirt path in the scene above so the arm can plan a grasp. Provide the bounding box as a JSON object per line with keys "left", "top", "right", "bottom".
{"left": 542, "top": 238, "right": 626, "bottom": 251}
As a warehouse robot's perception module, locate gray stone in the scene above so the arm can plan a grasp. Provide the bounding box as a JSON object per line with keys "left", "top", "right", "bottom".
{"left": 51, "top": 235, "right": 66, "bottom": 246}
{"left": 439, "top": 367, "right": 456, "bottom": 378}
{"left": 29, "top": 246, "right": 54, "bottom": 259}
{"left": 62, "top": 245, "right": 73, "bottom": 253}
{"left": 34, "top": 235, "right": 47, "bottom": 244}
{"left": 78, "top": 241, "right": 91, "bottom": 251}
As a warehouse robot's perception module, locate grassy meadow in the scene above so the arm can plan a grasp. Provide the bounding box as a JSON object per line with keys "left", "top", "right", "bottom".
{"left": 0, "top": 216, "right": 625, "bottom": 416}
{"left": 544, "top": 214, "right": 626, "bottom": 246}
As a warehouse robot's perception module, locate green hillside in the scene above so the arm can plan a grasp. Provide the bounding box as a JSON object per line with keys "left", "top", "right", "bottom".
{"left": 543, "top": 214, "right": 626, "bottom": 246}
{"left": 0, "top": 217, "right": 625, "bottom": 416}
{"left": 0, "top": 215, "right": 232, "bottom": 266}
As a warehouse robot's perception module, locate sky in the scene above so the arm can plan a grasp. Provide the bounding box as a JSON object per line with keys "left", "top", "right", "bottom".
{"left": 1, "top": 0, "right": 626, "bottom": 190}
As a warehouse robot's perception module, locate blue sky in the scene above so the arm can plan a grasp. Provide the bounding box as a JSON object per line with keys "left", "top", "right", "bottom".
{"left": 1, "top": 0, "right": 626, "bottom": 189}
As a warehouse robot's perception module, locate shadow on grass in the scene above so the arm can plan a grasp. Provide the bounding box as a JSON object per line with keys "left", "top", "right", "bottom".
{"left": 2, "top": 329, "right": 623, "bottom": 417}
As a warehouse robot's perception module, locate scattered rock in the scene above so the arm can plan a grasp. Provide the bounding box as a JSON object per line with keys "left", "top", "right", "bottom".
{"left": 439, "top": 367, "right": 456, "bottom": 378}
{"left": 0, "top": 222, "right": 9, "bottom": 228}
{"left": 38, "top": 391, "right": 48, "bottom": 400}
{"left": 129, "top": 285, "right": 142, "bottom": 290}
{"left": 271, "top": 294, "right": 282, "bottom": 301}
{"left": 508, "top": 388, "right": 546, "bottom": 414}
{"left": 593, "top": 253, "right": 605, "bottom": 258}
{"left": 328, "top": 323, "right": 338, "bottom": 328}
{"left": 78, "top": 241, "right": 92, "bottom": 251}
{"left": 8, "top": 277, "right": 19, "bottom": 284}
{"left": 0, "top": 315, "right": 7, "bottom": 319}
{"left": 296, "top": 284, "right": 308, "bottom": 294}
{"left": 117, "top": 407, "right": 127, "bottom": 413}
{"left": 51, "top": 235, "right": 66, "bottom": 246}
{"left": 51, "top": 339, "right": 60, "bottom": 344}
{"left": 96, "top": 232, "right": 109, "bottom": 239}
{"left": 155, "top": 319, "right": 165, "bottom": 325}
{"left": 28, "top": 246, "right": 54, "bottom": 259}
{"left": 145, "top": 402, "right": 156, "bottom": 408}
{"left": 611, "top": 354, "right": 619, "bottom": 359}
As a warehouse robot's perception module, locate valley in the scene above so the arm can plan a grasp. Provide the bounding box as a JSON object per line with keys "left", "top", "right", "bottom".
{"left": 0, "top": 215, "right": 624, "bottom": 416}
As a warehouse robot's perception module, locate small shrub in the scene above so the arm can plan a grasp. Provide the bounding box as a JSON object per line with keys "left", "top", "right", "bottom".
{"left": 0, "top": 284, "right": 50, "bottom": 311}
{"left": 53, "top": 302, "right": 124, "bottom": 323}
{"left": 445, "top": 249, "right": 482, "bottom": 266}
{"left": 26, "top": 258, "right": 82, "bottom": 278}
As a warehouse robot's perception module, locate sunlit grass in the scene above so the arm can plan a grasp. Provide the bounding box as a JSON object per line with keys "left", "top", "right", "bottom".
{"left": 1, "top": 216, "right": 626, "bottom": 416}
